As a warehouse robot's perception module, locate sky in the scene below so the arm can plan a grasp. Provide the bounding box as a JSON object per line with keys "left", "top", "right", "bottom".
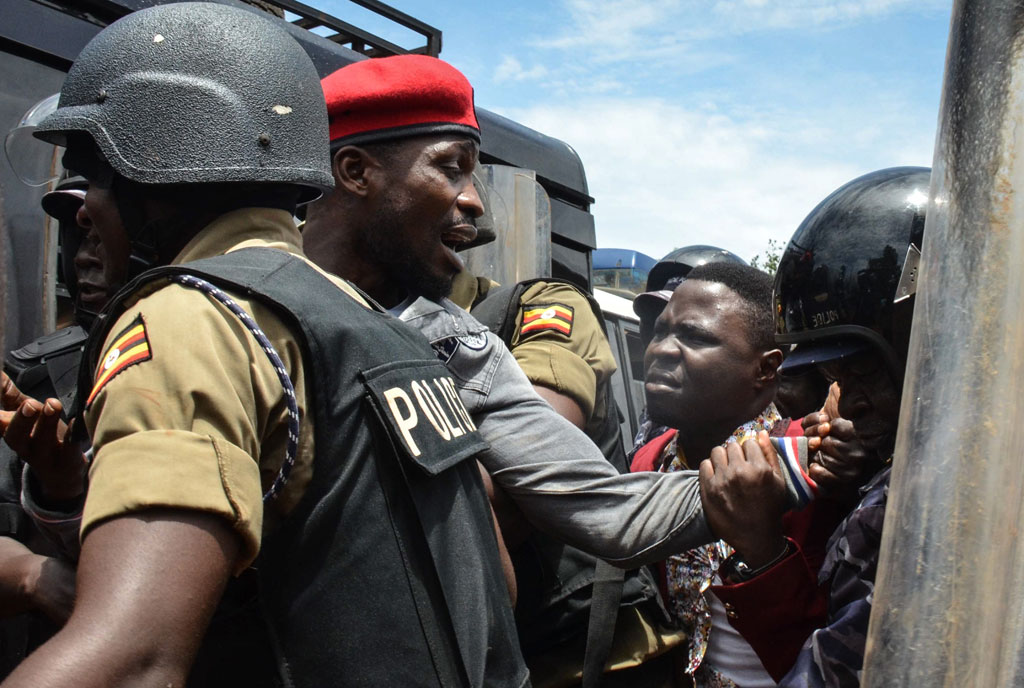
{"left": 320, "top": 0, "right": 953, "bottom": 264}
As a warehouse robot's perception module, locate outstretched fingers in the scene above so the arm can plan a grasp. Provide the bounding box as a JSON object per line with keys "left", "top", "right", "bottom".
{"left": 1, "top": 373, "right": 30, "bottom": 412}
{"left": 4, "top": 398, "right": 44, "bottom": 455}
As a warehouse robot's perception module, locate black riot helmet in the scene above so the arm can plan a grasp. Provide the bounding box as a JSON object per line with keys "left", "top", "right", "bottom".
{"left": 775, "top": 167, "right": 930, "bottom": 382}
{"left": 645, "top": 244, "right": 747, "bottom": 293}
{"left": 634, "top": 245, "right": 747, "bottom": 346}
{"left": 32, "top": 2, "right": 332, "bottom": 280}
{"left": 33, "top": 3, "right": 332, "bottom": 199}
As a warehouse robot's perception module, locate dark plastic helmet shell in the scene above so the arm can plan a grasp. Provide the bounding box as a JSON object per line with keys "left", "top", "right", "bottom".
{"left": 646, "top": 244, "right": 747, "bottom": 292}
{"left": 774, "top": 166, "right": 930, "bottom": 366}
{"left": 34, "top": 2, "right": 333, "bottom": 200}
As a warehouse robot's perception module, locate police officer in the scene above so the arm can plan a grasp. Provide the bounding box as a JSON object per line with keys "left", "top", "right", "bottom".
{"left": 0, "top": 4, "right": 521, "bottom": 687}
{"left": 302, "top": 55, "right": 823, "bottom": 687}
{"left": 701, "top": 167, "right": 929, "bottom": 686}
{"left": 468, "top": 277, "right": 678, "bottom": 685}
{"left": 1, "top": 171, "right": 128, "bottom": 539}
{"left": 2, "top": 174, "right": 93, "bottom": 498}
{"left": 474, "top": 280, "right": 620, "bottom": 452}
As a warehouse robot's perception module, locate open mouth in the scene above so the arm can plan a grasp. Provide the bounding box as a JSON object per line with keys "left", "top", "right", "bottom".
{"left": 441, "top": 223, "right": 477, "bottom": 251}
{"left": 440, "top": 224, "right": 478, "bottom": 271}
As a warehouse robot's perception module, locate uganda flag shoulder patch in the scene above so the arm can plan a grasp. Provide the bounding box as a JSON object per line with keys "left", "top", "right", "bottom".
{"left": 86, "top": 315, "right": 152, "bottom": 407}
{"left": 520, "top": 303, "right": 574, "bottom": 338}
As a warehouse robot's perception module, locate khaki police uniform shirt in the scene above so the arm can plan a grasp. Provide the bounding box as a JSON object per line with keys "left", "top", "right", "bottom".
{"left": 449, "top": 269, "right": 496, "bottom": 311}
{"left": 82, "top": 208, "right": 369, "bottom": 571}
{"left": 508, "top": 282, "right": 617, "bottom": 431}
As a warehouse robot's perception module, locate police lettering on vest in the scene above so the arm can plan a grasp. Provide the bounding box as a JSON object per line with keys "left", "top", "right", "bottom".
{"left": 364, "top": 363, "right": 483, "bottom": 471}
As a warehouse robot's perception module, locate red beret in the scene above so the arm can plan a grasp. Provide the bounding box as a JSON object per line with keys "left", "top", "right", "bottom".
{"left": 321, "top": 55, "right": 480, "bottom": 147}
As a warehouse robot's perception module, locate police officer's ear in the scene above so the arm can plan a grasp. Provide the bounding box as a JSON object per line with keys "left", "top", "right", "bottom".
{"left": 755, "top": 348, "right": 784, "bottom": 390}
{"left": 331, "top": 145, "right": 381, "bottom": 197}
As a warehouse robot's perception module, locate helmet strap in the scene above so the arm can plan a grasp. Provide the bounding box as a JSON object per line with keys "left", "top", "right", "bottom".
{"left": 111, "top": 177, "right": 162, "bottom": 282}
{"left": 112, "top": 177, "right": 301, "bottom": 282}
{"left": 112, "top": 176, "right": 211, "bottom": 281}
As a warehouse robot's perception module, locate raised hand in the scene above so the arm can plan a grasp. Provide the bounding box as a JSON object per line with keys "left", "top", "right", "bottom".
{"left": 699, "top": 431, "right": 789, "bottom": 568}
{"left": 801, "top": 384, "right": 877, "bottom": 498}
{"left": 1, "top": 373, "right": 87, "bottom": 503}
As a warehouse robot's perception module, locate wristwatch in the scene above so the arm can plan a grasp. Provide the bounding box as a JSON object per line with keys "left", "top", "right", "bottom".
{"left": 723, "top": 540, "right": 794, "bottom": 583}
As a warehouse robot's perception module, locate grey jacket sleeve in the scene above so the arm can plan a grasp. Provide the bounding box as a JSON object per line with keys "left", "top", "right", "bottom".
{"left": 398, "top": 296, "right": 714, "bottom": 568}
{"left": 465, "top": 337, "right": 713, "bottom": 568}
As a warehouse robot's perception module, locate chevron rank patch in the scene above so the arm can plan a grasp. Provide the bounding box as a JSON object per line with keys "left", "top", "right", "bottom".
{"left": 86, "top": 315, "right": 152, "bottom": 407}
{"left": 520, "top": 303, "right": 574, "bottom": 337}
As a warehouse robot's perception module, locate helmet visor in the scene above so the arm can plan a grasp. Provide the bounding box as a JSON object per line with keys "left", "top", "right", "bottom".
{"left": 779, "top": 338, "right": 871, "bottom": 374}
{"left": 41, "top": 187, "right": 86, "bottom": 224}
{"left": 5, "top": 93, "right": 62, "bottom": 186}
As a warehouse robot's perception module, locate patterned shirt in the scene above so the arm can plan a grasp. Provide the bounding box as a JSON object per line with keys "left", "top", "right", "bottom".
{"left": 660, "top": 404, "right": 783, "bottom": 687}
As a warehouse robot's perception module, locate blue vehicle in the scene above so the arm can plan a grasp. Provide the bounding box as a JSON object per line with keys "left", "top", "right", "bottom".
{"left": 592, "top": 248, "right": 657, "bottom": 298}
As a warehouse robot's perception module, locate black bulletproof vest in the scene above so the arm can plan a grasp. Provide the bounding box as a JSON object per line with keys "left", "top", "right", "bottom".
{"left": 80, "top": 249, "right": 528, "bottom": 688}
{"left": 471, "top": 280, "right": 666, "bottom": 657}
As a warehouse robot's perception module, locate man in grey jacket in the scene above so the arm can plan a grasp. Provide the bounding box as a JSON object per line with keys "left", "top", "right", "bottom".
{"left": 302, "top": 54, "right": 800, "bottom": 568}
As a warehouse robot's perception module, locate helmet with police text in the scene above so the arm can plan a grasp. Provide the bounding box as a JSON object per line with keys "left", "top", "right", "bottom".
{"left": 33, "top": 2, "right": 332, "bottom": 201}
{"left": 775, "top": 166, "right": 930, "bottom": 380}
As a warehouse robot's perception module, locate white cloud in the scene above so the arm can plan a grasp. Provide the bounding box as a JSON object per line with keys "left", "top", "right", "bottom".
{"left": 493, "top": 55, "right": 549, "bottom": 83}
{"left": 467, "top": 1, "right": 945, "bottom": 264}
{"left": 530, "top": 0, "right": 947, "bottom": 60}
{"left": 534, "top": 0, "right": 684, "bottom": 51}
{"left": 498, "top": 96, "right": 934, "bottom": 262}
{"left": 710, "top": 0, "right": 942, "bottom": 30}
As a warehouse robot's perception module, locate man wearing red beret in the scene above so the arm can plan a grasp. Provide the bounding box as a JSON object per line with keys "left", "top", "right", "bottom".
{"left": 302, "top": 55, "right": 812, "bottom": 686}
{"left": 307, "top": 54, "right": 484, "bottom": 306}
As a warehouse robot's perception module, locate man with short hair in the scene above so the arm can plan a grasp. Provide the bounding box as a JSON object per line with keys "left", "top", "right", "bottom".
{"left": 630, "top": 245, "right": 748, "bottom": 454}
{"left": 0, "top": 5, "right": 498, "bottom": 687}
{"left": 631, "top": 261, "right": 821, "bottom": 687}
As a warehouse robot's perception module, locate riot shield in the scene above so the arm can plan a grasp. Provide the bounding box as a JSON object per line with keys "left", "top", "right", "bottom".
{"left": 864, "top": 2, "right": 1024, "bottom": 685}
{"left": 461, "top": 164, "right": 552, "bottom": 286}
